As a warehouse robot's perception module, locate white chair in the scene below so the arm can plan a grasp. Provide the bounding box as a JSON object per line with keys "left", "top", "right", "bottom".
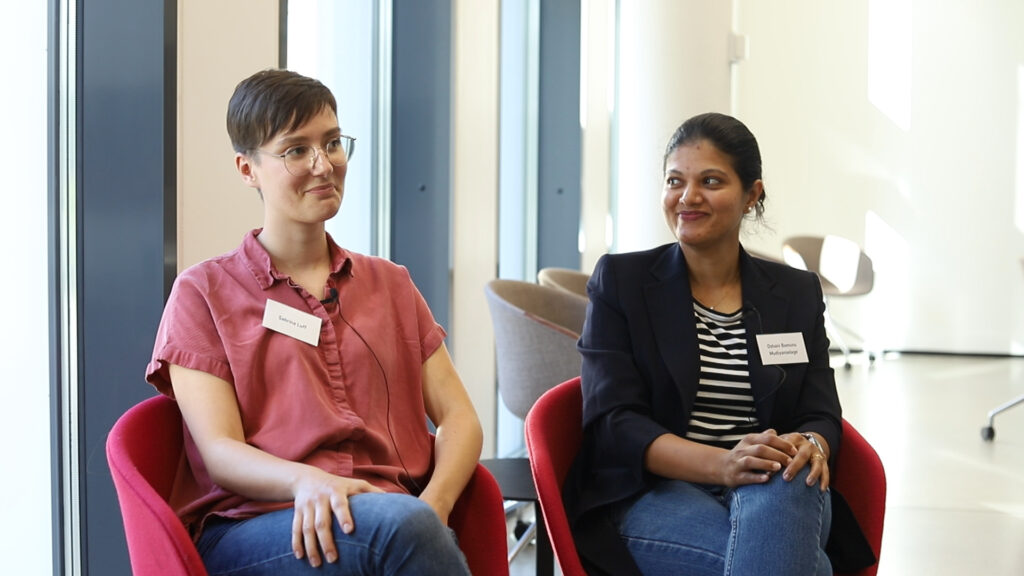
{"left": 981, "top": 258, "right": 1024, "bottom": 440}
{"left": 783, "top": 235, "right": 875, "bottom": 369}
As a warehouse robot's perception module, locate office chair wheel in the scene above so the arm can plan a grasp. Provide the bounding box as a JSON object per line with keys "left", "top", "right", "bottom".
{"left": 981, "top": 426, "right": 995, "bottom": 441}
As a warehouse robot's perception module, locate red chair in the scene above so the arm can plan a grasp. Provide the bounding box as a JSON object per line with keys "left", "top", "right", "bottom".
{"left": 524, "top": 378, "right": 588, "bottom": 576}
{"left": 831, "top": 418, "right": 887, "bottom": 576}
{"left": 107, "top": 394, "right": 509, "bottom": 576}
{"left": 525, "top": 377, "right": 886, "bottom": 576}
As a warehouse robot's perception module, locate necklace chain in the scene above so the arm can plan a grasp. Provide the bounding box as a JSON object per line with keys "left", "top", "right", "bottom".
{"left": 693, "top": 269, "right": 740, "bottom": 310}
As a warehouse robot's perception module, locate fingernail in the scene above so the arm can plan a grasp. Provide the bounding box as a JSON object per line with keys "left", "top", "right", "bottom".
{"left": 343, "top": 523, "right": 353, "bottom": 534}
{"left": 327, "top": 553, "right": 338, "bottom": 563}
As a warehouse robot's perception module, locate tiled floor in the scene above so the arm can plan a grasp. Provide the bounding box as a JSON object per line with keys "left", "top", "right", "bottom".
{"left": 509, "top": 353, "right": 1024, "bottom": 575}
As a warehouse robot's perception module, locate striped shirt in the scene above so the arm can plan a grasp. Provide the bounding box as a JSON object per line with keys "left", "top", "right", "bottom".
{"left": 684, "top": 301, "right": 760, "bottom": 448}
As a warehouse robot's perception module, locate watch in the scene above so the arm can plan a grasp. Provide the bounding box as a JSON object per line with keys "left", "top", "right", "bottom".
{"left": 801, "top": 433, "right": 826, "bottom": 458}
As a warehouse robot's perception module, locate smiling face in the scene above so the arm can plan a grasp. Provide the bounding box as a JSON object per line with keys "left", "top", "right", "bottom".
{"left": 235, "top": 106, "right": 347, "bottom": 228}
{"left": 661, "top": 139, "right": 762, "bottom": 251}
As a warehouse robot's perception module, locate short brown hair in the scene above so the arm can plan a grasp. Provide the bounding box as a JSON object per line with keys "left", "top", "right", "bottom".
{"left": 226, "top": 69, "right": 337, "bottom": 154}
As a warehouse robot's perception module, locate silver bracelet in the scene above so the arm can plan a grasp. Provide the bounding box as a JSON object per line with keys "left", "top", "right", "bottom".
{"left": 801, "top": 432, "right": 826, "bottom": 458}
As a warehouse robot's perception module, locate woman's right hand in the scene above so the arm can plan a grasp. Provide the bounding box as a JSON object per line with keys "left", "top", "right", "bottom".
{"left": 290, "top": 469, "right": 385, "bottom": 568}
{"left": 169, "top": 365, "right": 388, "bottom": 567}
{"left": 718, "top": 429, "right": 797, "bottom": 487}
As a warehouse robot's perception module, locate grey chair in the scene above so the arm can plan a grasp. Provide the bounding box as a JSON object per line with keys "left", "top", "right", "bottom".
{"left": 482, "top": 278, "right": 586, "bottom": 575}
{"left": 485, "top": 279, "right": 586, "bottom": 419}
{"left": 783, "top": 235, "right": 875, "bottom": 369}
{"left": 537, "top": 267, "right": 590, "bottom": 301}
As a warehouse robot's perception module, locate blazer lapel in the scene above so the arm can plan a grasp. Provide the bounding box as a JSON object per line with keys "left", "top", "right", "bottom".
{"left": 644, "top": 245, "right": 700, "bottom": 418}
{"left": 740, "top": 250, "right": 790, "bottom": 424}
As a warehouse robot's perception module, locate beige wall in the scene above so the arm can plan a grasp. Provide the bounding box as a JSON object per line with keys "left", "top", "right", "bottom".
{"left": 177, "top": 1, "right": 276, "bottom": 270}
{"left": 451, "top": 0, "right": 500, "bottom": 456}
{"left": 733, "top": 0, "right": 1024, "bottom": 354}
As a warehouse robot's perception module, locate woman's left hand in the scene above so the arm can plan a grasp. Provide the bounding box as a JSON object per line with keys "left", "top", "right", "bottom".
{"left": 780, "top": 432, "right": 830, "bottom": 491}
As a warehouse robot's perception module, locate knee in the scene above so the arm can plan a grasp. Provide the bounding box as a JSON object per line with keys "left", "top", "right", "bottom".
{"left": 733, "top": 467, "right": 826, "bottom": 512}
{"left": 362, "top": 494, "right": 448, "bottom": 546}
{"left": 357, "top": 493, "right": 440, "bottom": 529}
{"left": 391, "top": 494, "right": 444, "bottom": 534}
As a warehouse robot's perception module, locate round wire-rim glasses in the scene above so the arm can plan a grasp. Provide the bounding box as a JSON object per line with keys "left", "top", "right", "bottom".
{"left": 258, "top": 135, "right": 356, "bottom": 176}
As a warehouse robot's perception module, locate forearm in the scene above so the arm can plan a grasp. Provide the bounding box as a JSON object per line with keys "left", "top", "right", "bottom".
{"left": 644, "top": 433, "right": 729, "bottom": 485}
{"left": 418, "top": 406, "right": 482, "bottom": 520}
{"left": 199, "top": 435, "right": 326, "bottom": 503}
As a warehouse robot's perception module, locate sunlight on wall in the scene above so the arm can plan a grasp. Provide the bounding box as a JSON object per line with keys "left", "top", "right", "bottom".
{"left": 864, "top": 210, "right": 910, "bottom": 350}
{"left": 868, "top": 0, "right": 912, "bottom": 131}
{"left": 1016, "top": 65, "right": 1024, "bottom": 235}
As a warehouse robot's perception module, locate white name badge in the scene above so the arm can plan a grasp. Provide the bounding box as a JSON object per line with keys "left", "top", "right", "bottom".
{"left": 756, "top": 332, "right": 809, "bottom": 365}
{"left": 262, "top": 299, "right": 322, "bottom": 346}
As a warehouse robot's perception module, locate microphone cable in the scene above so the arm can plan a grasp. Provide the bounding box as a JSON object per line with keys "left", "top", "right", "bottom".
{"left": 332, "top": 301, "right": 422, "bottom": 494}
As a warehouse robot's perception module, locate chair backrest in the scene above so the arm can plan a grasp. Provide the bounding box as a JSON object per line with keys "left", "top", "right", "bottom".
{"left": 485, "top": 279, "right": 586, "bottom": 419}
{"left": 524, "top": 377, "right": 587, "bottom": 576}
{"left": 107, "top": 395, "right": 510, "bottom": 576}
{"left": 106, "top": 395, "right": 209, "bottom": 576}
{"left": 526, "top": 378, "right": 886, "bottom": 576}
{"left": 782, "top": 235, "right": 874, "bottom": 297}
{"left": 537, "top": 267, "right": 590, "bottom": 300}
{"left": 832, "top": 420, "right": 886, "bottom": 576}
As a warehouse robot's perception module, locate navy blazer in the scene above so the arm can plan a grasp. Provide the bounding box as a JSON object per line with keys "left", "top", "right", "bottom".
{"left": 564, "top": 243, "right": 856, "bottom": 575}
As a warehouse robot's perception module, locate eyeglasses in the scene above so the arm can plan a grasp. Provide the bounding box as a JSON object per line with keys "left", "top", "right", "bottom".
{"left": 258, "top": 135, "right": 356, "bottom": 176}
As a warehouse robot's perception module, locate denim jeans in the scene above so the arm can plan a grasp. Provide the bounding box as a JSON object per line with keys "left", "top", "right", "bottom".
{"left": 197, "top": 493, "right": 470, "bottom": 576}
{"left": 608, "top": 467, "right": 832, "bottom": 576}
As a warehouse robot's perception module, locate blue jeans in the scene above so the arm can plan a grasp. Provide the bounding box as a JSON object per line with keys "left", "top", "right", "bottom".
{"left": 197, "top": 493, "right": 470, "bottom": 576}
{"left": 608, "top": 467, "right": 832, "bottom": 576}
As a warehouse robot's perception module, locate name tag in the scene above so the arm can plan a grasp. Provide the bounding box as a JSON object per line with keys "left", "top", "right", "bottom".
{"left": 262, "top": 299, "right": 321, "bottom": 346}
{"left": 756, "top": 332, "right": 809, "bottom": 365}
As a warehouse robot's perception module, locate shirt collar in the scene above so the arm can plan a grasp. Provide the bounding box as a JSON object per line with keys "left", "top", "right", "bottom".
{"left": 241, "top": 228, "right": 354, "bottom": 291}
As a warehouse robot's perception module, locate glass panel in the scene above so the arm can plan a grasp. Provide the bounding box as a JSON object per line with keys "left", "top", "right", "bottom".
{"left": 0, "top": 0, "right": 56, "bottom": 573}
{"left": 288, "top": 0, "right": 387, "bottom": 257}
{"left": 496, "top": 0, "right": 541, "bottom": 457}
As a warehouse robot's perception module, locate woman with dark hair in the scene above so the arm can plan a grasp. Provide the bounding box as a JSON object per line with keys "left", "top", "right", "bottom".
{"left": 564, "top": 113, "right": 869, "bottom": 575}
{"left": 146, "top": 69, "right": 481, "bottom": 575}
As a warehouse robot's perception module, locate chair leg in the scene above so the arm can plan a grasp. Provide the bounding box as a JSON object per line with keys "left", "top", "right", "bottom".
{"left": 507, "top": 514, "right": 536, "bottom": 563}
{"left": 830, "top": 317, "right": 878, "bottom": 367}
{"left": 824, "top": 298, "right": 877, "bottom": 369}
{"left": 534, "top": 504, "right": 553, "bottom": 576}
{"left": 504, "top": 503, "right": 554, "bottom": 576}
{"left": 981, "top": 394, "right": 1024, "bottom": 441}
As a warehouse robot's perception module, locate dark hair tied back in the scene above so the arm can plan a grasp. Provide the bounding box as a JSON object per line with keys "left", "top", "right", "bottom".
{"left": 664, "top": 112, "right": 766, "bottom": 217}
